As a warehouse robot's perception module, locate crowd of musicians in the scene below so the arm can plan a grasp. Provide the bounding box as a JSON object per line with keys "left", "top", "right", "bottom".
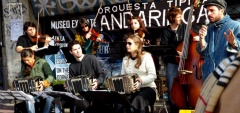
{"left": 10, "top": 0, "right": 240, "bottom": 113}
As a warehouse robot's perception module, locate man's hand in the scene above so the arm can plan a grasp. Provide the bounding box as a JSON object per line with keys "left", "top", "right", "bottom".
{"left": 224, "top": 28, "right": 236, "bottom": 47}
{"left": 30, "top": 45, "right": 38, "bottom": 51}
{"left": 44, "top": 35, "right": 51, "bottom": 46}
{"left": 199, "top": 25, "right": 208, "bottom": 40}
{"left": 63, "top": 82, "right": 68, "bottom": 91}
{"left": 91, "top": 79, "right": 98, "bottom": 90}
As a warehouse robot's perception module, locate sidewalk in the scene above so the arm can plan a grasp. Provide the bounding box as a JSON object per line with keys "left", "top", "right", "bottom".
{"left": 0, "top": 103, "right": 14, "bottom": 113}
{"left": 0, "top": 102, "right": 169, "bottom": 113}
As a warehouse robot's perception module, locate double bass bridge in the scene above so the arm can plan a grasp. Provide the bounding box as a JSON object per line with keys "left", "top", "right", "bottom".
{"left": 179, "top": 70, "right": 193, "bottom": 75}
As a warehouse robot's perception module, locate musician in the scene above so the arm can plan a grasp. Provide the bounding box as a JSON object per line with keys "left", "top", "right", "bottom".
{"left": 68, "top": 40, "right": 105, "bottom": 87}
{"left": 56, "top": 40, "right": 105, "bottom": 113}
{"left": 126, "top": 16, "right": 151, "bottom": 45}
{"left": 121, "top": 34, "right": 157, "bottom": 113}
{"left": 197, "top": 0, "right": 240, "bottom": 82}
{"left": 160, "top": 6, "right": 199, "bottom": 113}
{"left": 16, "top": 22, "right": 51, "bottom": 55}
{"left": 20, "top": 49, "right": 56, "bottom": 113}
{"left": 75, "top": 18, "right": 101, "bottom": 55}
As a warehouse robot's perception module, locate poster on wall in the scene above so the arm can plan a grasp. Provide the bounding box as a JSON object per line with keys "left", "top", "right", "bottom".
{"left": 10, "top": 19, "right": 23, "bottom": 41}
{"left": 34, "top": 0, "right": 207, "bottom": 79}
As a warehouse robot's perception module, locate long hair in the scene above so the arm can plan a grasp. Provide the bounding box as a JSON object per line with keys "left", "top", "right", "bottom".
{"left": 127, "top": 16, "right": 149, "bottom": 39}
{"left": 167, "top": 6, "right": 182, "bottom": 24}
{"left": 21, "top": 49, "right": 35, "bottom": 77}
{"left": 126, "top": 35, "right": 145, "bottom": 69}
{"left": 77, "top": 18, "right": 90, "bottom": 34}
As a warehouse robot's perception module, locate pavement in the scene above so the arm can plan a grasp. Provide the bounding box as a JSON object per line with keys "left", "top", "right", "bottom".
{"left": 0, "top": 102, "right": 14, "bottom": 113}
{"left": 0, "top": 101, "right": 169, "bottom": 113}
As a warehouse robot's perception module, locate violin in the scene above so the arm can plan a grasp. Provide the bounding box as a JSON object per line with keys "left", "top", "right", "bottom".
{"left": 31, "top": 32, "right": 64, "bottom": 45}
{"left": 85, "top": 29, "right": 107, "bottom": 44}
{"left": 83, "top": 2, "right": 106, "bottom": 44}
{"left": 30, "top": 32, "right": 50, "bottom": 43}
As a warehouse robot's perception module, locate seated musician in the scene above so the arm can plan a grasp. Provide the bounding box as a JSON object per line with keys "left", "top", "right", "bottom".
{"left": 68, "top": 40, "right": 105, "bottom": 90}
{"left": 55, "top": 40, "right": 106, "bottom": 113}
{"left": 16, "top": 22, "right": 51, "bottom": 56}
{"left": 20, "top": 49, "right": 56, "bottom": 113}
{"left": 121, "top": 34, "right": 157, "bottom": 113}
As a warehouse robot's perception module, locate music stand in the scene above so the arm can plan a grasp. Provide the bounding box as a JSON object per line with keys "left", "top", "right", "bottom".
{"left": 60, "top": 47, "right": 75, "bottom": 63}
{"left": 43, "top": 91, "right": 81, "bottom": 100}
{"left": 109, "top": 41, "right": 126, "bottom": 60}
{"left": 143, "top": 45, "right": 178, "bottom": 56}
{"left": 79, "top": 90, "right": 132, "bottom": 113}
{"left": 35, "top": 45, "right": 60, "bottom": 56}
{"left": 43, "top": 91, "right": 82, "bottom": 112}
{"left": 31, "top": 91, "right": 51, "bottom": 99}
{"left": 0, "top": 90, "right": 35, "bottom": 112}
{"left": 159, "top": 77, "right": 168, "bottom": 113}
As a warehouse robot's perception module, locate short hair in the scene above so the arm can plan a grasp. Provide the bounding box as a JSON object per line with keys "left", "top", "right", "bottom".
{"left": 167, "top": 6, "right": 182, "bottom": 24}
{"left": 68, "top": 40, "right": 81, "bottom": 51}
{"left": 23, "top": 22, "right": 36, "bottom": 33}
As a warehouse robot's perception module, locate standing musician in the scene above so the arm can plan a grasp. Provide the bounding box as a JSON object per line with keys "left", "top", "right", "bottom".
{"left": 160, "top": 6, "right": 199, "bottom": 113}
{"left": 20, "top": 49, "right": 56, "bottom": 113}
{"left": 121, "top": 34, "right": 157, "bottom": 113}
{"left": 75, "top": 18, "right": 101, "bottom": 55}
{"left": 126, "top": 16, "right": 151, "bottom": 45}
{"left": 197, "top": 0, "right": 240, "bottom": 82}
{"left": 16, "top": 22, "right": 51, "bottom": 56}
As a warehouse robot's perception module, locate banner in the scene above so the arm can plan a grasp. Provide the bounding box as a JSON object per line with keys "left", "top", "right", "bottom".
{"left": 40, "top": 1, "right": 207, "bottom": 80}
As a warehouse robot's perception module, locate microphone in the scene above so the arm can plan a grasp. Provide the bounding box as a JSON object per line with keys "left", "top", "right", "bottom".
{"left": 205, "top": 19, "right": 210, "bottom": 26}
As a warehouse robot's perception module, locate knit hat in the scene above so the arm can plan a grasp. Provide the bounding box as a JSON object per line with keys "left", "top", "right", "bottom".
{"left": 203, "top": 0, "right": 227, "bottom": 9}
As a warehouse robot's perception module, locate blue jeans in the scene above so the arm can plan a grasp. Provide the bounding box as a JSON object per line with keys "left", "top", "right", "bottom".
{"left": 43, "top": 87, "right": 55, "bottom": 113}
{"left": 26, "top": 87, "right": 55, "bottom": 113}
{"left": 55, "top": 102, "right": 78, "bottom": 113}
{"left": 26, "top": 95, "right": 35, "bottom": 113}
{"left": 166, "top": 63, "right": 178, "bottom": 105}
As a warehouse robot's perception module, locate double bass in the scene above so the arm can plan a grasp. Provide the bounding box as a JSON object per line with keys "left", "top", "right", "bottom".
{"left": 171, "top": 0, "right": 203, "bottom": 109}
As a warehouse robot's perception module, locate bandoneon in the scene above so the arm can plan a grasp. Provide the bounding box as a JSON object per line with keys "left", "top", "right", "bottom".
{"left": 66, "top": 75, "right": 93, "bottom": 95}
{"left": 106, "top": 73, "right": 139, "bottom": 94}
{"left": 12, "top": 77, "right": 43, "bottom": 94}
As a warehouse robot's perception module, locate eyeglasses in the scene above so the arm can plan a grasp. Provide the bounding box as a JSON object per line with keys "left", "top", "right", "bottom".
{"left": 81, "top": 25, "right": 88, "bottom": 29}
{"left": 126, "top": 42, "right": 132, "bottom": 46}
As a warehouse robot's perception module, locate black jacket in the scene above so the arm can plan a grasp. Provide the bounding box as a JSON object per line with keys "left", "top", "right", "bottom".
{"left": 160, "top": 24, "right": 186, "bottom": 64}
{"left": 69, "top": 54, "right": 105, "bottom": 85}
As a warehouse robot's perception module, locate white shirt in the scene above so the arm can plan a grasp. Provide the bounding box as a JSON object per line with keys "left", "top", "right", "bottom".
{"left": 121, "top": 52, "right": 157, "bottom": 88}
